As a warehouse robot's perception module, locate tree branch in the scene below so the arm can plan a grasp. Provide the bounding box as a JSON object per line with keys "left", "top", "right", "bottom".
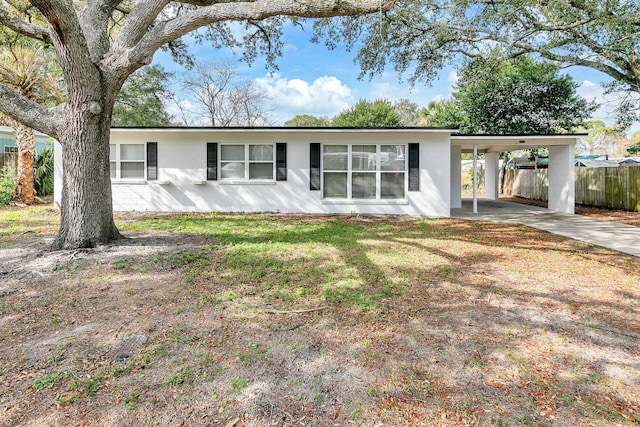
{"left": 124, "top": 0, "right": 395, "bottom": 70}
{"left": 0, "top": 7, "right": 50, "bottom": 42}
{"left": 29, "top": 0, "right": 102, "bottom": 99}
{"left": 81, "top": 1, "right": 133, "bottom": 62}
{"left": 0, "top": 83, "right": 63, "bottom": 138}
{"left": 114, "top": 0, "right": 172, "bottom": 52}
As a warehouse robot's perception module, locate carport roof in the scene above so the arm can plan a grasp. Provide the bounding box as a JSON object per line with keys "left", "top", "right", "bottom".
{"left": 452, "top": 134, "right": 586, "bottom": 153}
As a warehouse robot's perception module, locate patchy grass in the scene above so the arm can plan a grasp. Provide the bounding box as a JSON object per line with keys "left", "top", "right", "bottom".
{"left": 0, "top": 204, "right": 59, "bottom": 246}
{"left": 0, "top": 206, "right": 639, "bottom": 426}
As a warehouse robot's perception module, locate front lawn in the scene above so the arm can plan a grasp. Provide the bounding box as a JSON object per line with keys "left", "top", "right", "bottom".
{"left": 0, "top": 206, "right": 638, "bottom": 426}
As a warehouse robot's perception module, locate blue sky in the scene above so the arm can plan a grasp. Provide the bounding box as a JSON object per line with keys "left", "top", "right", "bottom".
{"left": 152, "top": 21, "right": 638, "bottom": 135}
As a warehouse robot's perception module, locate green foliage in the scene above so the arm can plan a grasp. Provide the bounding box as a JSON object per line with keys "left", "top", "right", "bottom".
{"left": 230, "top": 377, "right": 249, "bottom": 393}
{"left": 0, "top": 165, "right": 16, "bottom": 205}
{"left": 284, "top": 114, "right": 330, "bottom": 127}
{"left": 627, "top": 131, "right": 640, "bottom": 156}
{"left": 32, "top": 373, "right": 65, "bottom": 390}
{"left": 575, "top": 120, "right": 627, "bottom": 156}
{"left": 69, "top": 373, "right": 102, "bottom": 397}
{"left": 316, "top": 0, "right": 639, "bottom": 124}
{"left": 452, "top": 56, "right": 596, "bottom": 134}
{"left": 331, "top": 99, "right": 401, "bottom": 127}
{"left": 287, "top": 99, "right": 419, "bottom": 128}
{"left": 34, "top": 144, "right": 54, "bottom": 196}
{"left": 417, "top": 56, "right": 595, "bottom": 134}
{"left": 628, "top": 142, "right": 640, "bottom": 156}
{"left": 112, "top": 65, "right": 174, "bottom": 127}
{"left": 392, "top": 99, "right": 421, "bottom": 126}
{"left": 419, "top": 99, "right": 461, "bottom": 128}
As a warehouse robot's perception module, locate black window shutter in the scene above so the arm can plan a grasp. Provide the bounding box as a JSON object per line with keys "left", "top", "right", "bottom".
{"left": 310, "top": 143, "right": 320, "bottom": 190}
{"left": 276, "top": 143, "right": 287, "bottom": 181}
{"left": 207, "top": 142, "right": 217, "bottom": 181}
{"left": 147, "top": 142, "right": 158, "bottom": 181}
{"left": 408, "top": 143, "right": 419, "bottom": 192}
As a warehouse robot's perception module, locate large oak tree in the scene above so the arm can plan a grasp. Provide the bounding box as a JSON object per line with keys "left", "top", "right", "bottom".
{"left": 0, "top": 0, "right": 394, "bottom": 249}
{"left": 317, "top": 0, "right": 640, "bottom": 125}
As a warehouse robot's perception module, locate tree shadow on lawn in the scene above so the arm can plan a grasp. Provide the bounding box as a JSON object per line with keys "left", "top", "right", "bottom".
{"left": 122, "top": 214, "right": 639, "bottom": 422}
{"left": 2, "top": 213, "right": 639, "bottom": 426}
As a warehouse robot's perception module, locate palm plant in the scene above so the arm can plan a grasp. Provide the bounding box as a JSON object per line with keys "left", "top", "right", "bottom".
{"left": 0, "top": 37, "right": 63, "bottom": 204}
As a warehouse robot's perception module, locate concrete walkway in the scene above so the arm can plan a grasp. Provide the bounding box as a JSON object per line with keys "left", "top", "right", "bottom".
{"left": 451, "top": 198, "right": 640, "bottom": 257}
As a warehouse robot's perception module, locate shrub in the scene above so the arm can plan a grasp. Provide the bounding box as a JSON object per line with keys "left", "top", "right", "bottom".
{"left": 34, "top": 145, "right": 54, "bottom": 196}
{"left": 0, "top": 165, "right": 17, "bottom": 205}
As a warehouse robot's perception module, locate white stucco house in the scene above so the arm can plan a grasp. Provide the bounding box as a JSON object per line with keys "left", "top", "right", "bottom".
{"left": 53, "top": 127, "right": 580, "bottom": 216}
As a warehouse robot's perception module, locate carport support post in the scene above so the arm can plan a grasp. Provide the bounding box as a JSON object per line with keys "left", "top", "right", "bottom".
{"left": 473, "top": 145, "right": 478, "bottom": 213}
{"left": 548, "top": 144, "right": 575, "bottom": 214}
{"left": 484, "top": 152, "right": 499, "bottom": 200}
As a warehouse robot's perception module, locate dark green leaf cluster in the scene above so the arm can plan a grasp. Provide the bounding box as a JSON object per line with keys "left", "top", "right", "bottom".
{"left": 420, "top": 56, "right": 596, "bottom": 134}
{"left": 331, "top": 99, "right": 402, "bottom": 127}
{"left": 286, "top": 99, "right": 419, "bottom": 128}
{"left": 112, "top": 65, "right": 175, "bottom": 127}
{"left": 34, "top": 144, "right": 53, "bottom": 196}
{"left": 628, "top": 141, "right": 640, "bottom": 156}
{"left": 452, "top": 56, "right": 597, "bottom": 134}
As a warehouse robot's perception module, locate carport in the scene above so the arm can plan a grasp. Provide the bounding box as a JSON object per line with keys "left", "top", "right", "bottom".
{"left": 450, "top": 135, "right": 582, "bottom": 214}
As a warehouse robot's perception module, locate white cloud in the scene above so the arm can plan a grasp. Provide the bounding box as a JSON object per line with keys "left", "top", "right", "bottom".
{"left": 446, "top": 71, "right": 459, "bottom": 94}
{"left": 254, "top": 74, "right": 354, "bottom": 121}
{"left": 576, "top": 79, "right": 622, "bottom": 125}
{"left": 577, "top": 80, "right": 640, "bottom": 135}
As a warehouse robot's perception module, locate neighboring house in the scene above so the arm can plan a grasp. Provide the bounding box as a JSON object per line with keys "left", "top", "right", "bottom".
{"left": 575, "top": 158, "right": 640, "bottom": 168}
{"left": 0, "top": 125, "right": 51, "bottom": 154}
{"left": 53, "top": 128, "right": 581, "bottom": 216}
{"left": 506, "top": 156, "right": 549, "bottom": 169}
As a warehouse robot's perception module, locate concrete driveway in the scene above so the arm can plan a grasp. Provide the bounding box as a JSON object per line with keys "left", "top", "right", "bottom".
{"left": 451, "top": 198, "right": 640, "bottom": 257}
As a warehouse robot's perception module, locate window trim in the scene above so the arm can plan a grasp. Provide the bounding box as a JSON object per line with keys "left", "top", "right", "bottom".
{"left": 321, "top": 143, "right": 408, "bottom": 201}
{"left": 110, "top": 142, "right": 146, "bottom": 181}
{"left": 219, "top": 143, "right": 276, "bottom": 182}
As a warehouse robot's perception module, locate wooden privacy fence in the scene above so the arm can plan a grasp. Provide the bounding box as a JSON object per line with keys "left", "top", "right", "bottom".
{"left": 503, "top": 167, "right": 640, "bottom": 212}
{"left": 0, "top": 153, "right": 17, "bottom": 173}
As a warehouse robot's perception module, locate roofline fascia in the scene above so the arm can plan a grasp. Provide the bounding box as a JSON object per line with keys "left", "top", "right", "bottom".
{"left": 110, "top": 126, "right": 458, "bottom": 133}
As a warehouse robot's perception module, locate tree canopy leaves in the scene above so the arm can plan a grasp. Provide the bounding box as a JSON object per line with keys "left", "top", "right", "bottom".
{"left": 285, "top": 99, "right": 419, "bottom": 127}
{"left": 284, "top": 114, "right": 331, "bottom": 127}
{"left": 452, "top": 56, "right": 597, "bottom": 134}
{"left": 316, "top": 0, "right": 640, "bottom": 125}
{"left": 331, "top": 99, "right": 402, "bottom": 127}
{"left": 112, "top": 65, "right": 174, "bottom": 127}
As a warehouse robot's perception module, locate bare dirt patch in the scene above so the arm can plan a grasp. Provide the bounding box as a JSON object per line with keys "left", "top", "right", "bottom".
{"left": 0, "top": 209, "right": 639, "bottom": 426}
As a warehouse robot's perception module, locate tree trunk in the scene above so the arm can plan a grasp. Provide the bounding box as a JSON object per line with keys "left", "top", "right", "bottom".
{"left": 13, "top": 122, "right": 36, "bottom": 205}
{"left": 53, "top": 104, "right": 122, "bottom": 249}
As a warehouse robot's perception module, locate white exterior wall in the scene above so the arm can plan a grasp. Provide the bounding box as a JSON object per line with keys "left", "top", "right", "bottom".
{"left": 548, "top": 144, "right": 575, "bottom": 214}
{"left": 450, "top": 145, "right": 462, "bottom": 208}
{"left": 53, "top": 129, "right": 453, "bottom": 217}
{"left": 484, "top": 152, "right": 500, "bottom": 200}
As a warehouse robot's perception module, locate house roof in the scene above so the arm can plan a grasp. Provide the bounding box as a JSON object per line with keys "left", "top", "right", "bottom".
{"left": 110, "top": 127, "right": 583, "bottom": 153}
{"left": 110, "top": 126, "right": 458, "bottom": 132}
{"left": 451, "top": 134, "right": 585, "bottom": 153}
{"left": 575, "top": 158, "right": 640, "bottom": 168}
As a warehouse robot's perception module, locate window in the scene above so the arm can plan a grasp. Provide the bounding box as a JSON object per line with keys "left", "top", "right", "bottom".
{"left": 322, "top": 144, "right": 406, "bottom": 200}
{"left": 110, "top": 143, "right": 145, "bottom": 179}
{"left": 220, "top": 144, "right": 275, "bottom": 180}
{"left": 4, "top": 146, "right": 17, "bottom": 153}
